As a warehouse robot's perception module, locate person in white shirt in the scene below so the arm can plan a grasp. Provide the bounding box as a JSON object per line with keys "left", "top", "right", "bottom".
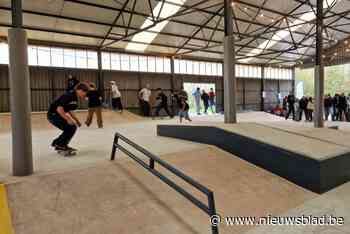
{"left": 110, "top": 81, "right": 123, "bottom": 113}
{"left": 139, "top": 84, "right": 152, "bottom": 116}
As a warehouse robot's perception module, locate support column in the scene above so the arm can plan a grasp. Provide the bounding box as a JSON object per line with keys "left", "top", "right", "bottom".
{"left": 8, "top": 0, "right": 33, "bottom": 176}
{"left": 97, "top": 50, "right": 104, "bottom": 98}
{"left": 170, "top": 57, "right": 175, "bottom": 90}
{"left": 260, "top": 66, "right": 265, "bottom": 111}
{"left": 223, "top": 0, "right": 237, "bottom": 123}
{"left": 277, "top": 79, "right": 281, "bottom": 104}
{"left": 314, "top": 0, "right": 324, "bottom": 128}
{"left": 292, "top": 67, "right": 296, "bottom": 95}
{"left": 242, "top": 79, "right": 246, "bottom": 110}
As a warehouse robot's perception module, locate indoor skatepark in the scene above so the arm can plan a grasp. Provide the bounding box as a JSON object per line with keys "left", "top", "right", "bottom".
{"left": 1, "top": 0, "right": 350, "bottom": 234}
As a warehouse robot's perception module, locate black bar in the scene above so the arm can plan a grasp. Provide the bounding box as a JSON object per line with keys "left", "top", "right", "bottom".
{"left": 110, "top": 134, "right": 118, "bottom": 160}
{"left": 208, "top": 192, "right": 219, "bottom": 234}
{"left": 150, "top": 158, "right": 155, "bottom": 169}
{"left": 111, "top": 132, "right": 219, "bottom": 234}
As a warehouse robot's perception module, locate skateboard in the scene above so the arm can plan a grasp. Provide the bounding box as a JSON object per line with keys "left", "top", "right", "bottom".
{"left": 56, "top": 149, "right": 77, "bottom": 157}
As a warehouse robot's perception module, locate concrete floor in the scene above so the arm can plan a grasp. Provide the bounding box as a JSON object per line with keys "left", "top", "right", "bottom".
{"left": 1, "top": 111, "right": 350, "bottom": 234}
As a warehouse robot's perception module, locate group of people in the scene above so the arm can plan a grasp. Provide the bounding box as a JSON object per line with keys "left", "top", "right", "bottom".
{"left": 47, "top": 75, "right": 217, "bottom": 152}
{"left": 138, "top": 85, "right": 216, "bottom": 120}
{"left": 192, "top": 88, "right": 216, "bottom": 115}
{"left": 138, "top": 85, "right": 192, "bottom": 122}
{"left": 281, "top": 92, "right": 350, "bottom": 122}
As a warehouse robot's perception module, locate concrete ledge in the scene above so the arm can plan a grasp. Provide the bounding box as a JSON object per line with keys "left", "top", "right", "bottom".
{"left": 157, "top": 125, "right": 350, "bottom": 194}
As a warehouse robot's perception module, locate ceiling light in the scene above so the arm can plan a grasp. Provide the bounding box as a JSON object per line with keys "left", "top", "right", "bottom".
{"left": 126, "top": 0, "right": 186, "bottom": 51}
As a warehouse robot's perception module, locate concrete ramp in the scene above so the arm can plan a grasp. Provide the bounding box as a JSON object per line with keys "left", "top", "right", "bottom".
{"left": 2, "top": 146, "right": 315, "bottom": 234}
{"left": 5, "top": 162, "right": 210, "bottom": 234}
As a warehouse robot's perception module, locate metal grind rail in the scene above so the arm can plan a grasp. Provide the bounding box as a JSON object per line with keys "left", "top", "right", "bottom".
{"left": 110, "top": 132, "right": 219, "bottom": 234}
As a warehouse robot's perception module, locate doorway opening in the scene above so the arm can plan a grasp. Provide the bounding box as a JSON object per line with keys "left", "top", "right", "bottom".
{"left": 183, "top": 83, "right": 216, "bottom": 114}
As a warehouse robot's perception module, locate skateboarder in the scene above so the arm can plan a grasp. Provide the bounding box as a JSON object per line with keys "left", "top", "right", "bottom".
{"left": 47, "top": 82, "right": 90, "bottom": 152}
{"left": 179, "top": 97, "right": 191, "bottom": 123}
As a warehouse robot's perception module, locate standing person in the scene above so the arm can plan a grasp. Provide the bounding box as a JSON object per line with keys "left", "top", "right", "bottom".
{"left": 169, "top": 90, "right": 179, "bottom": 116}
{"left": 139, "top": 84, "right": 152, "bottom": 117}
{"left": 201, "top": 90, "right": 210, "bottom": 114}
{"left": 179, "top": 97, "right": 192, "bottom": 123}
{"left": 67, "top": 74, "right": 80, "bottom": 92}
{"left": 324, "top": 94, "right": 332, "bottom": 121}
{"left": 193, "top": 87, "right": 201, "bottom": 115}
{"left": 332, "top": 94, "right": 340, "bottom": 121}
{"left": 110, "top": 81, "right": 123, "bottom": 113}
{"left": 154, "top": 88, "right": 173, "bottom": 118}
{"left": 178, "top": 86, "right": 188, "bottom": 101}
{"left": 306, "top": 97, "right": 314, "bottom": 121}
{"left": 338, "top": 93, "right": 348, "bottom": 121}
{"left": 47, "top": 83, "right": 89, "bottom": 151}
{"left": 346, "top": 93, "right": 350, "bottom": 121}
{"left": 298, "top": 96, "right": 308, "bottom": 121}
{"left": 285, "top": 92, "right": 296, "bottom": 120}
{"left": 85, "top": 83, "right": 103, "bottom": 128}
{"left": 208, "top": 88, "right": 216, "bottom": 113}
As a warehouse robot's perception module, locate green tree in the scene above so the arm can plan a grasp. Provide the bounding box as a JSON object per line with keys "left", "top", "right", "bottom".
{"left": 296, "top": 63, "right": 350, "bottom": 97}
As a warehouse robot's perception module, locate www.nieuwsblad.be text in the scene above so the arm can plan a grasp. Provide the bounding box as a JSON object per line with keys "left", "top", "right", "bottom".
{"left": 210, "top": 214, "right": 344, "bottom": 227}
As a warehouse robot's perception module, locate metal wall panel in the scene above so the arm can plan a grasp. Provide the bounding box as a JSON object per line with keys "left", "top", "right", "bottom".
{"left": 0, "top": 65, "right": 291, "bottom": 113}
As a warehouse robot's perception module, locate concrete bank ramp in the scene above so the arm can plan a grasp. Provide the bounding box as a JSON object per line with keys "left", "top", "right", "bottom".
{"left": 4, "top": 147, "right": 315, "bottom": 234}
{"left": 5, "top": 162, "right": 210, "bottom": 234}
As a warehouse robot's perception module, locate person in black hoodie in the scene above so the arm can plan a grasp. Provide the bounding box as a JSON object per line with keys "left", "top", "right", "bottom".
{"left": 201, "top": 90, "right": 210, "bottom": 114}
{"left": 47, "top": 82, "right": 89, "bottom": 151}
{"left": 154, "top": 88, "right": 173, "bottom": 118}
{"left": 298, "top": 96, "right": 308, "bottom": 121}
{"left": 85, "top": 83, "right": 103, "bottom": 128}
{"left": 285, "top": 92, "right": 296, "bottom": 120}
{"left": 338, "top": 93, "right": 348, "bottom": 121}
{"left": 332, "top": 94, "right": 340, "bottom": 121}
{"left": 324, "top": 94, "right": 332, "bottom": 121}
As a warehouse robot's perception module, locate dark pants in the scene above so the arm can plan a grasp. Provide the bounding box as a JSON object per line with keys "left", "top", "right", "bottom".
{"left": 285, "top": 105, "right": 295, "bottom": 120}
{"left": 203, "top": 101, "right": 209, "bottom": 114}
{"left": 48, "top": 113, "right": 77, "bottom": 147}
{"left": 155, "top": 104, "right": 172, "bottom": 117}
{"left": 338, "top": 108, "right": 347, "bottom": 121}
{"left": 324, "top": 107, "right": 331, "bottom": 121}
{"left": 141, "top": 100, "right": 150, "bottom": 117}
{"left": 112, "top": 98, "right": 123, "bottom": 111}
{"left": 332, "top": 107, "right": 338, "bottom": 121}
{"left": 299, "top": 109, "right": 307, "bottom": 121}
{"left": 306, "top": 110, "right": 313, "bottom": 121}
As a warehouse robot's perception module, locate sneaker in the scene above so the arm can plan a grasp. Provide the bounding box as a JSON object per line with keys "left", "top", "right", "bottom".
{"left": 55, "top": 145, "right": 68, "bottom": 151}
{"left": 66, "top": 146, "right": 77, "bottom": 152}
